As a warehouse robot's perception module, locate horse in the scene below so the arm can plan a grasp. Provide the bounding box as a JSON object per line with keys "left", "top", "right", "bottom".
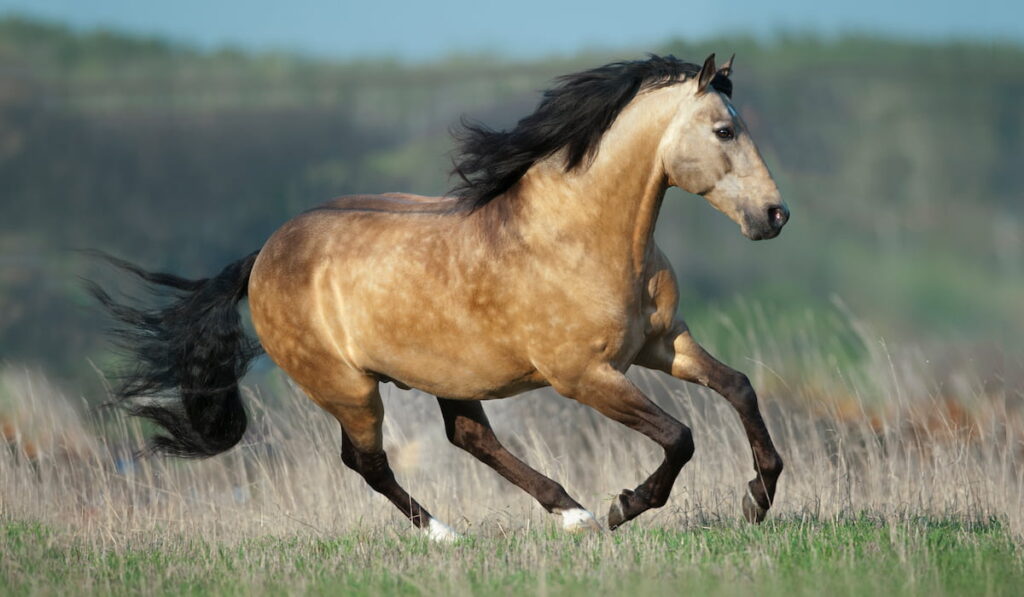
{"left": 90, "top": 53, "right": 788, "bottom": 542}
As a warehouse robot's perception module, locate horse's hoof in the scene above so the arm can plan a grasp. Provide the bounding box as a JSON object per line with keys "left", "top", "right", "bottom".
{"left": 559, "top": 508, "right": 602, "bottom": 533}
{"left": 742, "top": 491, "right": 767, "bottom": 524}
{"left": 607, "top": 489, "right": 633, "bottom": 530}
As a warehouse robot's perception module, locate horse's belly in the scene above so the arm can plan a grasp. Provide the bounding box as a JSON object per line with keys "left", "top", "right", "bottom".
{"left": 376, "top": 364, "right": 548, "bottom": 400}
{"left": 352, "top": 323, "right": 545, "bottom": 399}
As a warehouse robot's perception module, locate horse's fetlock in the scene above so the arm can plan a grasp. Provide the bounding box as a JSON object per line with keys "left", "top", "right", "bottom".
{"left": 539, "top": 484, "right": 576, "bottom": 511}
{"left": 630, "top": 486, "right": 664, "bottom": 509}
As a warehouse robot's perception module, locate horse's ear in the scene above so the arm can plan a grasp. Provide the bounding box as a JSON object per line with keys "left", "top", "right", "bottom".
{"left": 697, "top": 53, "right": 716, "bottom": 93}
{"left": 719, "top": 54, "right": 735, "bottom": 78}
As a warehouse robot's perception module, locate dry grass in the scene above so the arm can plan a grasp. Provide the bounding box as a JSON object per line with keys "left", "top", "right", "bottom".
{"left": 1, "top": 309, "right": 1022, "bottom": 594}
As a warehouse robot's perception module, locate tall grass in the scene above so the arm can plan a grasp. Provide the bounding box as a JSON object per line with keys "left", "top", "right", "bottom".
{"left": 2, "top": 305, "right": 1020, "bottom": 542}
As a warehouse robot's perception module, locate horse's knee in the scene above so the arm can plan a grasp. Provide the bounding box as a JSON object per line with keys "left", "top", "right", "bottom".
{"left": 725, "top": 371, "right": 753, "bottom": 395}
{"left": 667, "top": 424, "right": 695, "bottom": 463}
{"left": 723, "top": 372, "right": 759, "bottom": 411}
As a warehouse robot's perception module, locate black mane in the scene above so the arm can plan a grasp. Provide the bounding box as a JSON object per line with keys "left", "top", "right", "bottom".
{"left": 450, "top": 54, "right": 732, "bottom": 210}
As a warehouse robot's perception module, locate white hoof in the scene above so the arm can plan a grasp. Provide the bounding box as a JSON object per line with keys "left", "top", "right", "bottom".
{"left": 425, "top": 518, "right": 462, "bottom": 543}
{"left": 558, "top": 508, "right": 601, "bottom": 533}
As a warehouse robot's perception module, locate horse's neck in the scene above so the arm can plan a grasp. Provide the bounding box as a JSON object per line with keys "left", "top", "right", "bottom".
{"left": 510, "top": 93, "right": 674, "bottom": 276}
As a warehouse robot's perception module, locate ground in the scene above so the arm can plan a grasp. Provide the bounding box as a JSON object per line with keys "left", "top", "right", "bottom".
{"left": 2, "top": 517, "right": 1020, "bottom": 596}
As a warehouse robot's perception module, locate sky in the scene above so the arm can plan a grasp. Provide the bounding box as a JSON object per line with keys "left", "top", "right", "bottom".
{"left": 0, "top": 0, "right": 1021, "bottom": 60}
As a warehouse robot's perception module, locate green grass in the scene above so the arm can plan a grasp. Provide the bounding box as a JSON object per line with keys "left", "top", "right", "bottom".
{"left": 3, "top": 517, "right": 1021, "bottom": 596}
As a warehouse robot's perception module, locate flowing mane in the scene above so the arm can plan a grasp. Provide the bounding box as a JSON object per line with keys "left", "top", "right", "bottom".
{"left": 449, "top": 54, "right": 733, "bottom": 210}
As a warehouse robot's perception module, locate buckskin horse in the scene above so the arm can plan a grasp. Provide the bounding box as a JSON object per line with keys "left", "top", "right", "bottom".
{"left": 91, "top": 54, "right": 789, "bottom": 541}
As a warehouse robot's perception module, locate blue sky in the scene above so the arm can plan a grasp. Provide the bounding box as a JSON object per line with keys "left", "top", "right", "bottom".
{"left": 1, "top": 0, "right": 1021, "bottom": 60}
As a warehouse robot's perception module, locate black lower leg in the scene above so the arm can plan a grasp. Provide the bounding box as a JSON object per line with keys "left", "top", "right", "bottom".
{"left": 341, "top": 432, "right": 433, "bottom": 528}
{"left": 437, "top": 398, "right": 582, "bottom": 514}
{"left": 569, "top": 370, "right": 695, "bottom": 530}
{"left": 608, "top": 423, "right": 694, "bottom": 529}
{"left": 642, "top": 329, "right": 783, "bottom": 523}
{"left": 712, "top": 374, "right": 783, "bottom": 522}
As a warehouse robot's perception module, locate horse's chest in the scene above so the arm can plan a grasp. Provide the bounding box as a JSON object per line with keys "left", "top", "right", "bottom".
{"left": 563, "top": 292, "right": 650, "bottom": 371}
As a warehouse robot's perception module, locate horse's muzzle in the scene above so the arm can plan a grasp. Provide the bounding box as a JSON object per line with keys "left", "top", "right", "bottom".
{"left": 746, "top": 203, "right": 790, "bottom": 240}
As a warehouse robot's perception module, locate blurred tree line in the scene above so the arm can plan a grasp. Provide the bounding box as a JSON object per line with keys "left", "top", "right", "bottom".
{"left": 0, "top": 16, "right": 1021, "bottom": 391}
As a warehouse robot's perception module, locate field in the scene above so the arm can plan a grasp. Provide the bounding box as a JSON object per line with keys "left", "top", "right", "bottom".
{"left": 4, "top": 519, "right": 1020, "bottom": 595}
{"left": 2, "top": 310, "right": 1022, "bottom": 595}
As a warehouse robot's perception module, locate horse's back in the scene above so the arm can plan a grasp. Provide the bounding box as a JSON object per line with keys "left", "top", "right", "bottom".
{"left": 314, "top": 193, "right": 460, "bottom": 214}
{"left": 252, "top": 193, "right": 461, "bottom": 278}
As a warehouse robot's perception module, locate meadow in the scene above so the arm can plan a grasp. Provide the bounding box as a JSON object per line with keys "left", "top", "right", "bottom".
{"left": 2, "top": 308, "right": 1021, "bottom": 595}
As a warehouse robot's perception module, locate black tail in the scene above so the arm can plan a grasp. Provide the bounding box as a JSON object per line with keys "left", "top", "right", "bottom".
{"left": 86, "top": 251, "right": 262, "bottom": 458}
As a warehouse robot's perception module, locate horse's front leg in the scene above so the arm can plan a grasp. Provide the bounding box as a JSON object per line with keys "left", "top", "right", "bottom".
{"left": 636, "top": 323, "right": 784, "bottom": 523}
{"left": 558, "top": 364, "right": 694, "bottom": 529}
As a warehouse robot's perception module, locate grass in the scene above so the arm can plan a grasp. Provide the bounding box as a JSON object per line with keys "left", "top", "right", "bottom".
{"left": 1, "top": 307, "right": 1022, "bottom": 595}
{"left": 3, "top": 517, "right": 1021, "bottom": 596}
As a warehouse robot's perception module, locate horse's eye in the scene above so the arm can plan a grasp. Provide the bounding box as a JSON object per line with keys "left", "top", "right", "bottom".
{"left": 715, "top": 127, "right": 735, "bottom": 141}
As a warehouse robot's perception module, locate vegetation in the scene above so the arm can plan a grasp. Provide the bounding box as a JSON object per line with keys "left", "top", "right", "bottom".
{"left": 3, "top": 518, "right": 1022, "bottom": 596}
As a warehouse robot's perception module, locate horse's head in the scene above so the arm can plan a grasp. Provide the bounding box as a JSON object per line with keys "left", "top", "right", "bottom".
{"left": 660, "top": 54, "right": 789, "bottom": 240}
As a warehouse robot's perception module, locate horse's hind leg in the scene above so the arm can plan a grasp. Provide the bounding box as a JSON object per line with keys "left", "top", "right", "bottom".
{"left": 310, "top": 378, "right": 460, "bottom": 542}
{"left": 338, "top": 431, "right": 457, "bottom": 541}
{"left": 437, "top": 398, "right": 600, "bottom": 532}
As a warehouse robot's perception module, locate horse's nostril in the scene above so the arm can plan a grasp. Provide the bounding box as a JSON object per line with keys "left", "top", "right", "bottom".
{"left": 767, "top": 205, "right": 789, "bottom": 229}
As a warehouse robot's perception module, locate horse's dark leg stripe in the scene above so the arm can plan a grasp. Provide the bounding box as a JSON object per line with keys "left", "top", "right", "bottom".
{"left": 341, "top": 431, "right": 433, "bottom": 529}
{"left": 437, "top": 398, "right": 583, "bottom": 514}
